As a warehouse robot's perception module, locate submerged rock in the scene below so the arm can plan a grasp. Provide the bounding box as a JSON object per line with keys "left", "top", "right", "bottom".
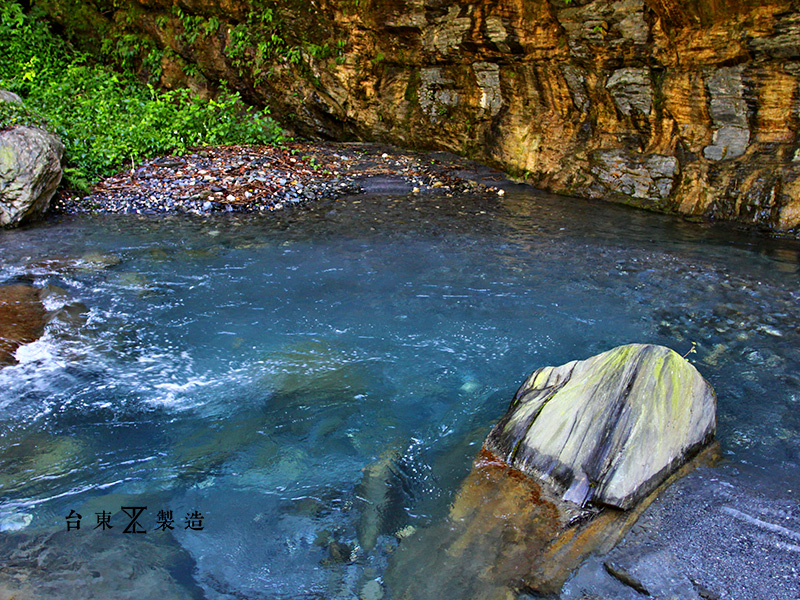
{"left": 0, "top": 432, "right": 84, "bottom": 505}
{"left": 25, "top": 252, "right": 121, "bottom": 274}
{"left": 355, "top": 448, "right": 410, "bottom": 551}
{"left": 485, "top": 343, "right": 716, "bottom": 509}
{"left": 0, "top": 125, "right": 64, "bottom": 227}
{"left": 387, "top": 344, "right": 718, "bottom": 599}
{"left": 0, "top": 284, "right": 46, "bottom": 365}
{"left": 0, "top": 525, "right": 199, "bottom": 600}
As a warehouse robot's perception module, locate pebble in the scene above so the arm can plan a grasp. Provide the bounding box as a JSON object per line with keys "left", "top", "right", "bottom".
{"left": 360, "top": 579, "right": 384, "bottom": 600}
{"left": 51, "top": 143, "right": 499, "bottom": 216}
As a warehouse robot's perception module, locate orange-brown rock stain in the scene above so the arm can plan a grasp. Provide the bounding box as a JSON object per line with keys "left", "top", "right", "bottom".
{"left": 0, "top": 285, "right": 46, "bottom": 365}
{"left": 386, "top": 443, "right": 721, "bottom": 600}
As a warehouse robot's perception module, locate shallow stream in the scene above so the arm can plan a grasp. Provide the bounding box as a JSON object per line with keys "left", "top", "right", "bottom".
{"left": 1, "top": 188, "right": 798, "bottom": 599}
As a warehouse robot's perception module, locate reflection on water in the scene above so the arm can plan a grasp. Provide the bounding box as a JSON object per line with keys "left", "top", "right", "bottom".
{"left": 0, "top": 189, "right": 798, "bottom": 599}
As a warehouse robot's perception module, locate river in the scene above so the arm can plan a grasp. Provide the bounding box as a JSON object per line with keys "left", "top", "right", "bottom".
{"left": 1, "top": 187, "right": 798, "bottom": 599}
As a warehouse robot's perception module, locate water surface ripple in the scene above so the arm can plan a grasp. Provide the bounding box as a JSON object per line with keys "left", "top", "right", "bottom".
{"left": 0, "top": 189, "right": 798, "bottom": 599}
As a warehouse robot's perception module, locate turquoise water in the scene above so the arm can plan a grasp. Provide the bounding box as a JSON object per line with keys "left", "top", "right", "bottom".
{"left": 1, "top": 190, "right": 798, "bottom": 599}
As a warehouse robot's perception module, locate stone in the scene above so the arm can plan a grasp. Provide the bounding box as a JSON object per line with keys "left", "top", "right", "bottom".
{"left": 606, "top": 67, "right": 652, "bottom": 116}
{"left": 0, "top": 525, "right": 198, "bottom": 600}
{"left": 484, "top": 16, "right": 511, "bottom": 52}
{"left": 561, "top": 64, "right": 591, "bottom": 113}
{"left": 386, "top": 444, "right": 720, "bottom": 599}
{"left": 355, "top": 448, "right": 409, "bottom": 551}
{"left": 0, "top": 433, "right": 84, "bottom": 502}
{"left": 418, "top": 67, "right": 459, "bottom": 122}
{"left": 0, "top": 126, "right": 64, "bottom": 227}
{"left": 327, "top": 540, "right": 353, "bottom": 563}
{"left": 703, "top": 67, "right": 750, "bottom": 161}
{"left": 0, "top": 284, "right": 46, "bottom": 366}
{"left": 422, "top": 6, "right": 472, "bottom": 55}
{"left": 562, "top": 465, "right": 799, "bottom": 600}
{"left": 386, "top": 345, "right": 719, "bottom": 599}
{"left": 591, "top": 150, "right": 679, "bottom": 206}
{"left": 485, "top": 344, "right": 716, "bottom": 509}
{"left": 25, "top": 252, "right": 121, "bottom": 274}
{"left": 360, "top": 579, "right": 384, "bottom": 600}
{"left": 0, "top": 90, "right": 23, "bottom": 105}
{"left": 703, "top": 126, "right": 750, "bottom": 161}
{"left": 473, "top": 62, "right": 502, "bottom": 116}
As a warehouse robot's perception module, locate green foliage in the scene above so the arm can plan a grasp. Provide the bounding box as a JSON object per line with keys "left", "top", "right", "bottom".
{"left": 0, "top": 0, "right": 284, "bottom": 190}
{"left": 0, "top": 99, "right": 48, "bottom": 131}
{"left": 224, "top": 1, "right": 344, "bottom": 79}
{"left": 100, "top": 32, "right": 164, "bottom": 79}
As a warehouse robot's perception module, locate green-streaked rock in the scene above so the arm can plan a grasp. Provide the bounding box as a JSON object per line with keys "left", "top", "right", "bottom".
{"left": 485, "top": 343, "right": 716, "bottom": 509}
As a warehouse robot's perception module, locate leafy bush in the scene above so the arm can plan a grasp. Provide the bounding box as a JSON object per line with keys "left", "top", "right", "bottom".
{"left": 0, "top": 0, "right": 285, "bottom": 190}
{"left": 0, "top": 99, "right": 48, "bottom": 130}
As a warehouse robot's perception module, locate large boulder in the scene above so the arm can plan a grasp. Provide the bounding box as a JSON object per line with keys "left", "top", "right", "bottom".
{"left": 386, "top": 344, "right": 718, "bottom": 599}
{"left": 485, "top": 343, "right": 716, "bottom": 509}
{"left": 0, "top": 119, "right": 64, "bottom": 227}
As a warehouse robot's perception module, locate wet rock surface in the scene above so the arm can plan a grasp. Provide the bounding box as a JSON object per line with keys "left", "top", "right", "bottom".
{"left": 387, "top": 445, "right": 720, "bottom": 599}
{"left": 562, "top": 464, "right": 800, "bottom": 600}
{"left": 52, "top": 142, "right": 509, "bottom": 216}
{"left": 0, "top": 526, "right": 199, "bottom": 600}
{"left": 0, "top": 284, "right": 46, "bottom": 365}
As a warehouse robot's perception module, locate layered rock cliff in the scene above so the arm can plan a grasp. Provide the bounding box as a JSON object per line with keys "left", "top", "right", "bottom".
{"left": 38, "top": 0, "right": 800, "bottom": 233}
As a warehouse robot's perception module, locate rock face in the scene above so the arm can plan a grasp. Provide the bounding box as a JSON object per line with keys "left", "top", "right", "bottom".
{"left": 0, "top": 124, "right": 64, "bottom": 227}
{"left": 386, "top": 344, "right": 718, "bottom": 598}
{"left": 37, "top": 0, "right": 800, "bottom": 233}
{"left": 486, "top": 343, "right": 716, "bottom": 509}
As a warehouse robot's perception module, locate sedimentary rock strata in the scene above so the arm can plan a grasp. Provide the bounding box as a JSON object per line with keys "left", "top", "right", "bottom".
{"left": 38, "top": 0, "right": 800, "bottom": 233}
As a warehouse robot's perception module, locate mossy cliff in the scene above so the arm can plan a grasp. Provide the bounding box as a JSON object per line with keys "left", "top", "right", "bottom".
{"left": 38, "top": 0, "right": 800, "bottom": 233}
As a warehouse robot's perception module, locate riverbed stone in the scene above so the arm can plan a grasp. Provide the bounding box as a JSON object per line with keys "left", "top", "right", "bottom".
{"left": 0, "top": 525, "right": 198, "bottom": 600}
{"left": 0, "top": 125, "right": 64, "bottom": 226}
{"left": 485, "top": 343, "right": 717, "bottom": 509}
{"left": 0, "top": 284, "right": 46, "bottom": 365}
